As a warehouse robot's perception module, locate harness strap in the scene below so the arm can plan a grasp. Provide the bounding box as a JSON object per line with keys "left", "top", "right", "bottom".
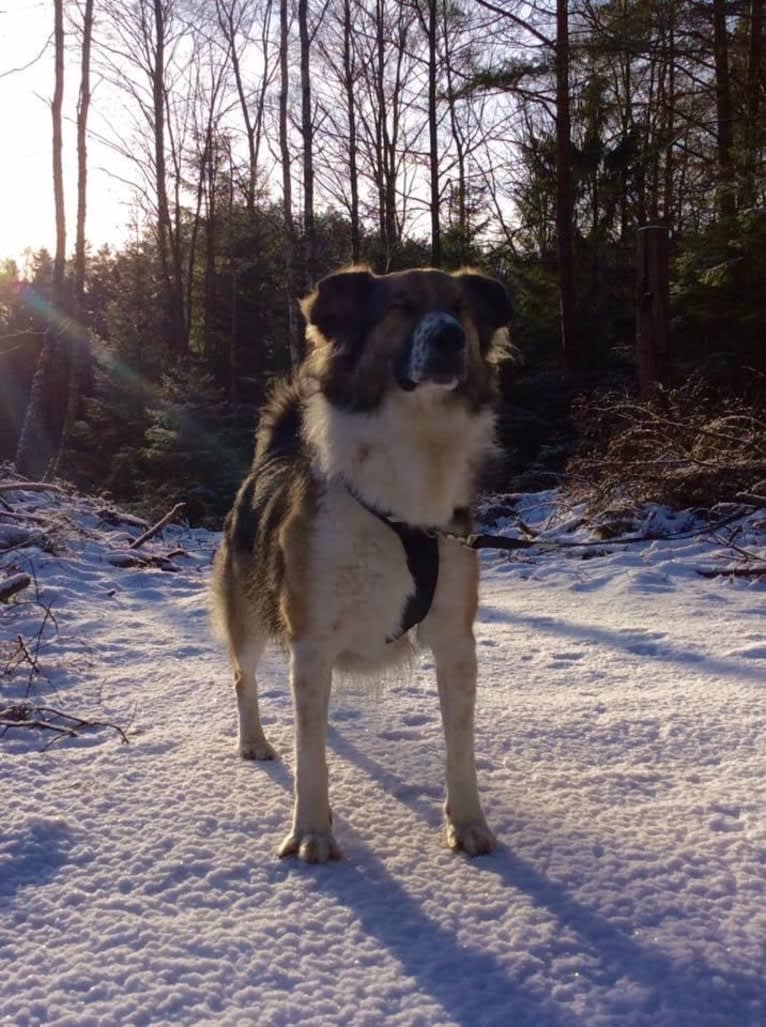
{"left": 345, "top": 485, "right": 440, "bottom": 642}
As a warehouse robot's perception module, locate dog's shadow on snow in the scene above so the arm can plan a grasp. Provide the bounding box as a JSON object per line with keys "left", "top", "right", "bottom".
{"left": 260, "top": 734, "right": 574, "bottom": 1027}
{"left": 262, "top": 727, "right": 761, "bottom": 1027}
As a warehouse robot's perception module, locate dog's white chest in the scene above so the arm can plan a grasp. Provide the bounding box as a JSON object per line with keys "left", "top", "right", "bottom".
{"left": 311, "top": 490, "right": 418, "bottom": 663}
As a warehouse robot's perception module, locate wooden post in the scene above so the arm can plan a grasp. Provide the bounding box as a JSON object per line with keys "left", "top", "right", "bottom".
{"left": 636, "top": 225, "right": 670, "bottom": 398}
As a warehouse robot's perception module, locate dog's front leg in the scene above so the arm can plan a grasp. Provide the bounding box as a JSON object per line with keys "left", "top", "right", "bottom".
{"left": 278, "top": 642, "right": 341, "bottom": 863}
{"left": 434, "top": 633, "right": 497, "bottom": 856}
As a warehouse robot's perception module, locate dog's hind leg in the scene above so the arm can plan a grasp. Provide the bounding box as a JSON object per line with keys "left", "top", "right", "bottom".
{"left": 233, "top": 634, "right": 277, "bottom": 761}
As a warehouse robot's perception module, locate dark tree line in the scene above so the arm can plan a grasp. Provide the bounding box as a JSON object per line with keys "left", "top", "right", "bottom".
{"left": 1, "top": 0, "right": 764, "bottom": 516}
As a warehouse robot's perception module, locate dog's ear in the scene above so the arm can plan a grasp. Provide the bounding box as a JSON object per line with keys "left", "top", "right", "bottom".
{"left": 455, "top": 270, "right": 513, "bottom": 357}
{"left": 300, "top": 268, "right": 375, "bottom": 350}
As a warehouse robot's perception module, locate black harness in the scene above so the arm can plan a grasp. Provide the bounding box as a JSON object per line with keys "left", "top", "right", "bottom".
{"left": 347, "top": 486, "right": 754, "bottom": 644}
{"left": 346, "top": 486, "right": 440, "bottom": 642}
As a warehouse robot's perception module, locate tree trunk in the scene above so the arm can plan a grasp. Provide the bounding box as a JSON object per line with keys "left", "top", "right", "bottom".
{"left": 15, "top": 0, "right": 68, "bottom": 478}
{"left": 152, "top": 0, "right": 173, "bottom": 349}
{"left": 636, "top": 225, "right": 670, "bottom": 398}
{"left": 226, "top": 143, "right": 240, "bottom": 402}
{"left": 742, "top": 0, "right": 764, "bottom": 206}
{"left": 218, "top": 0, "right": 252, "bottom": 213}
{"left": 712, "top": 0, "right": 736, "bottom": 218}
{"left": 151, "top": 0, "right": 185, "bottom": 353}
{"left": 299, "top": 0, "right": 316, "bottom": 290}
{"left": 58, "top": 0, "right": 95, "bottom": 473}
{"left": 442, "top": 1, "right": 468, "bottom": 262}
{"left": 343, "top": 0, "right": 361, "bottom": 263}
{"left": 280, "top": 0, "right": 300, "bottom": 366}
{"left": 426, "top": 0, "right": 441, "bottom": 267}
{"left": 52, "top": 0, "right": 66, "bottom": 299}
{"left": 374, "top": 0, "right": 392, "bottom": 265}
{"left": 555, "top": 0, "right": 578, "bottom": 372}
{"left": 662, "top": 7, "right": 676, "bottom": 228}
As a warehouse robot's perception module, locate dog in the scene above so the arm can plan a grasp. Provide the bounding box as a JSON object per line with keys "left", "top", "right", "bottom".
{"left": 210, "top": 265, "right": 511, "bottom": 863}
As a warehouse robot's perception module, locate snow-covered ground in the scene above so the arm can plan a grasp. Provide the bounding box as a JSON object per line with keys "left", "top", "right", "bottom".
{"left": 1, "top": 484, "right": 765, "bottom": 1027}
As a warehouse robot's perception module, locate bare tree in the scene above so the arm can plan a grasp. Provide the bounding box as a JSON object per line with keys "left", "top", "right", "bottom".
{"left": 413, "top": 0, "right": 441, "bottom": 266}
{"left": 555, "top": 0, "right": 577, "bottom": 370}
{"left": 298, "top": 0, "right": 316, "bottom": 289}
{"left": 98, "top": 0, "right": 189, "bottom": 353}
{"left": 16, "top": 0, "right": 68, "bottom": 477}
{"left": 313, "top": 0, "right": 366, "bottom": 262}
{"left": 59, "top": 0, "right": 96, "bottom": 470}
{"left": 279, "top": 0, "right": 300, "bottom": 365}
{"left": 742, "top": 0, "right": 764, "bottom": 206}
{"left": 359, "top": 0, "right": 420, "bottom": 266}
{"left": 341, "top": 0, "right": 361, "bottom": 262}
{"left": 712, "top": 0, "right": 736, "bottom": 218}
{"left": 215, "top": 0, "right": 277, "bottom": 213}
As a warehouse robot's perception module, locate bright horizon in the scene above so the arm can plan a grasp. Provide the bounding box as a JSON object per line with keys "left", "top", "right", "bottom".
{"left": 0, "top": 3, "right": 133, "bottom": 272}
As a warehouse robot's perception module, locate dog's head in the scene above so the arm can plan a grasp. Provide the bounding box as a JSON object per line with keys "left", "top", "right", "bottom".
{"left": 300, "top": 267, "right": 512, "bottom": 411}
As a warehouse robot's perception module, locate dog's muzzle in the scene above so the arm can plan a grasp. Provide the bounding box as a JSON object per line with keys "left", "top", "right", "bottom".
{"left": 394, "top": 312, "right": 466, "bottom": 391}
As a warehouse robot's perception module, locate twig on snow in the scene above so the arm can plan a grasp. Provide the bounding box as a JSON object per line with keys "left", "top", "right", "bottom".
{"left": 736, "top": 491, "right": 766, "bottom": 509}
{"left": 0, "top": 481, "right": 65, "bottom": 495}
{"left": 0, "top": 717, "right": 78, "bottom": 741}
{"left": 696, "top": 566, "right": 766, "bottom": 579}
{"left": 36, "top": 706, "right": 130, "bottom": 744}
{"left": 0, "top": 704, "right": 130, "bottom": 746}
{"left": 0, "top": 573, "right": 31, "bottom": 601}
{"left": 128, "top": 502, "right": 185, "bottom": 550}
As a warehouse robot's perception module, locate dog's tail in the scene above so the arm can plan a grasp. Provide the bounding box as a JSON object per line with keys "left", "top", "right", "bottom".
{"left": 208, "top": 532, "right": 233, "bottom": 646}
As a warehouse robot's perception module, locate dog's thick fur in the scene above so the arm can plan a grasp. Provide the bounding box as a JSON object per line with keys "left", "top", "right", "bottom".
{"left": 211, "top": 266, "right": 511, "bottom": 863}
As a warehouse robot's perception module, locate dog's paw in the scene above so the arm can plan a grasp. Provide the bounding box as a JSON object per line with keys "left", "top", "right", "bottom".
{"left": 278, "top": 830, "right": 342, "bottom": 864}
{"left": 445, "top": 818, "right": 497, "bottom": 857}
{"left": 238, "top": 738, "right": 277, "bottom": 761}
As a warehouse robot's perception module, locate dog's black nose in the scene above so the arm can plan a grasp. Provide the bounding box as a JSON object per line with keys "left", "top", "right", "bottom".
{"left": 433, "top": 318, "right": 465, "bottom": 354}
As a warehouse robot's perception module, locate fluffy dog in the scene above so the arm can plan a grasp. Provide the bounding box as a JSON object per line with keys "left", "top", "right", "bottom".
{"left": 211, "top": 266, "right": 511, "bottom": 862}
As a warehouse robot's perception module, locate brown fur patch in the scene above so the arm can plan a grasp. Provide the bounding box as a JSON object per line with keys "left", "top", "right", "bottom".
{"left": 278, "top": 477, "right": 316, "bottom": 641}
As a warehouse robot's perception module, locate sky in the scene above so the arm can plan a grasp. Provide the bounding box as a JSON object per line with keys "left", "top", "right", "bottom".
{"left": 0, "top": 1, "right": 131, "bottom": 270}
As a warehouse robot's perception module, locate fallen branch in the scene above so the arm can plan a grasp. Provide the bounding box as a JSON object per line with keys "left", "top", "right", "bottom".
{"left": 96, "top": 507, "right": 149, "bottom": 529}
{"left": 735, "top": 492, "right": 766, "bottom": 509}
{"left": 0, "top": 718, "right": 77, "bottom": 740}
{"left": 0, "top": 509, "right": 58, "bottom": 526}
{"left": 128, "top": 502, "right": 185, "bottom": 550}
{"left": 696, "top": 566, "right": 766, "bottom": 579}
{"left": 0, "top": 481, "right": 65, "bottom": 494}
{"left": 106, "top": 551, "right": 181, "bottom": 571}
{"left": 0, "top": 573, "right": 31, "bottom": 601}
{"left": 23, "top": 602, "right": 58, "bottom": 697}
{"left": 36, "top": 706, "right": 130, "bottom": 744}
{"left": 0, "top": 704, "right": 130, "bottom": 745}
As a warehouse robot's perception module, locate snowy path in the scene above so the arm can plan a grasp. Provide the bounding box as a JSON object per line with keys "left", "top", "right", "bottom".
{"left": 2, "top": 494, "right": 765, "bottom": 1026}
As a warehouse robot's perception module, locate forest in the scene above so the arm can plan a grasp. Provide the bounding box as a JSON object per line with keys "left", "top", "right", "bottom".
{"left": 1, "top": 0, "right": 765, "bottom": 522}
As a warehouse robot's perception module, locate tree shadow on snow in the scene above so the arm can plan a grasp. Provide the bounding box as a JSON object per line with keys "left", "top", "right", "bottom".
{"left": 479, "top": 607, "right": 766, "bottom": 686}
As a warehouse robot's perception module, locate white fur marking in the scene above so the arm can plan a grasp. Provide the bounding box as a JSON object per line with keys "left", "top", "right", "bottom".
{"left": 304, "top": 390, "right": 495, "bottom": 527}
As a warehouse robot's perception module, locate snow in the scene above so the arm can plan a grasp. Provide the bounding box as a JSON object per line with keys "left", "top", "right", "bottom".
{"left": 1, "top": 484, "right": 765, "bottom": 1027}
